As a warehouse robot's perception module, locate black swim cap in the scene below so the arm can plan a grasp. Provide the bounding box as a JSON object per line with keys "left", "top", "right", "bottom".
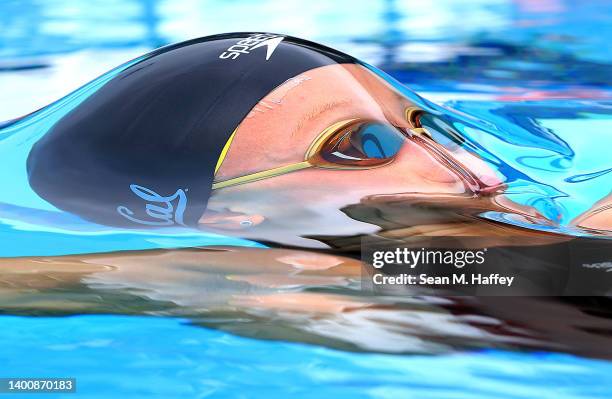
{"left": 27, "top": 33, "right": 355, "bottom": 228}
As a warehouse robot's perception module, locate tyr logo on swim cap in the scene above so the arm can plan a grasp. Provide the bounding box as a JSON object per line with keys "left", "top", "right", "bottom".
{"left": 26, "top": 33, "right": 356, "bottom": 228}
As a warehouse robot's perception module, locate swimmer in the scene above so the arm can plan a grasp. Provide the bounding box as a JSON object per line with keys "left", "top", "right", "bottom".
{"left": 3, "top": 33, "right": 612, "bottom": 359}
{"left": 7, "top": 32, "right": 610, "bottom": 249}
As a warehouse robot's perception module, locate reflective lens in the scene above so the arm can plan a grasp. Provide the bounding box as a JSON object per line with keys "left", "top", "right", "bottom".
{"left": 314, "top": 121, "right": 406, "bottom": 168}
{"left": 353, "top": 123, "right": 405, "bottom": 159}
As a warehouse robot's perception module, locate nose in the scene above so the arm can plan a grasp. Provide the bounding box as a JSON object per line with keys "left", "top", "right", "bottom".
{"left": 392, "top": 135, "right": 464, "bottom": 186}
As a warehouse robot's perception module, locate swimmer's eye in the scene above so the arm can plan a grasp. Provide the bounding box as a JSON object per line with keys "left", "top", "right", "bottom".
{"left": 315, "top": 121, "right": 406, "bottom": 167}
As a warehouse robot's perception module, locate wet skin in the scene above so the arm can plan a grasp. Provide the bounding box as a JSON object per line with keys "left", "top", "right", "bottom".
{"left": 200, "top": 63, "right": 608, "bottom": 246}
{"left": 202, "top": 64, "right": 510, "bottom": 246}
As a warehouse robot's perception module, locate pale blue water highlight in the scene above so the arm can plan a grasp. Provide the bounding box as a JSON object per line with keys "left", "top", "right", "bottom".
{"left": 2, "top": 315, "right": 611, "bottom": 399}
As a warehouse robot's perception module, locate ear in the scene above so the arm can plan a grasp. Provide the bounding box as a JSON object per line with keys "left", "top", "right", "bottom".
{"left": 199, "top": 208, "right": 264, "bottom": 230}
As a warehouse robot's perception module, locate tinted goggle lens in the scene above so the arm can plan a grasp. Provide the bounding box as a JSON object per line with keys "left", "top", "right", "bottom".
{"left": 311, "top": 120, "right": 406, "bottom": 168}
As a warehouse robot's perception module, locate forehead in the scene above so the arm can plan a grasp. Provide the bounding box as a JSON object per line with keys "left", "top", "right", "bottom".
{"left": 215, "top": 63, "right": 413, "bottom": 179}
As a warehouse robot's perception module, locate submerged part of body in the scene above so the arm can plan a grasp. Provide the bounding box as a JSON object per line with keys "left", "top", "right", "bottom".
{"left": 2, "top": 246, "right": 612, "bottom": 359}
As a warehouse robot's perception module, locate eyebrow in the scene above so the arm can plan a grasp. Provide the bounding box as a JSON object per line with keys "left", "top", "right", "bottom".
{"left": 290, "top": 99, "right": 353, "bottom": 139}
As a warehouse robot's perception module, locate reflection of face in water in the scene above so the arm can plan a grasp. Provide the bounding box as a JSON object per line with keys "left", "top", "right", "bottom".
{"left": 4, "top": 246, "right": 612, "bottom": 358}
{"left": 200, "top": 64, "right": 524, "bottom": 247}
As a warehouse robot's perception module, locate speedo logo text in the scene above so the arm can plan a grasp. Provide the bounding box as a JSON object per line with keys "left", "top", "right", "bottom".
{"left": 219, "top": 33, "right": 284, "bottom": 61}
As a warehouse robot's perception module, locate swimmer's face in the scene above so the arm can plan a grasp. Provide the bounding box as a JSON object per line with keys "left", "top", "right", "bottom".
{"left": 202, "top": 64, "right": 501, "bottom": 245}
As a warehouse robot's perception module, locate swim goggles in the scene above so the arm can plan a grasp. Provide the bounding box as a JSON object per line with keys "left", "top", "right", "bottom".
{"left": 212, "top": 108, "right": 426, "bottom": 190}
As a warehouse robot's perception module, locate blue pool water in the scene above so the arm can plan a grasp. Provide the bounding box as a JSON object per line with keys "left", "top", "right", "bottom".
{"left": 1, "top": 1, "right": 612, "bottom": 397}
{"left": 3, "top": 315, "right": 612, "bottom": 399}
